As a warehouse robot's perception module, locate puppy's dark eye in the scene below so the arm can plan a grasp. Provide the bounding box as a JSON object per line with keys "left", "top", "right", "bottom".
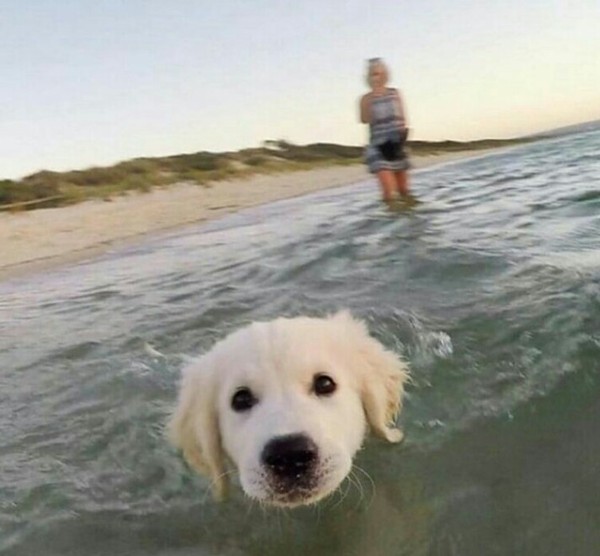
{"left": 313, "top": 374, "right": 337, "bottom": 396}
{"left": 231, "top": 387, "right": 257, "bottom": 412}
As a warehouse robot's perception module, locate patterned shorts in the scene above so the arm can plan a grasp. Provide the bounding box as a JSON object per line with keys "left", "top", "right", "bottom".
{"left": 365, "top": 144, "right": 410, "bottom": 174}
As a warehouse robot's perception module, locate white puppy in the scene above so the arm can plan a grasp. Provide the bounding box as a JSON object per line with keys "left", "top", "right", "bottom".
{"left": 168, "top": 311, "right": 408, "bottom": 507}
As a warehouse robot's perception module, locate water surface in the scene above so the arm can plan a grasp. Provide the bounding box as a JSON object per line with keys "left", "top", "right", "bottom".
{"left": 2, "top": 128, "right": 600, "bottom": 555}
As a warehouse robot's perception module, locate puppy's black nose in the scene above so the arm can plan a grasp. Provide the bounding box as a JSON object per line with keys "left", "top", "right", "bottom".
{"left": 261, "top": 434, "right": 318, "bottom": 479}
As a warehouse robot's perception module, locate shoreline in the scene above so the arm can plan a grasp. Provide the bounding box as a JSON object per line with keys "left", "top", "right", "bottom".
{"left": 1, "top": 149, "right": 497, "bottom": 282}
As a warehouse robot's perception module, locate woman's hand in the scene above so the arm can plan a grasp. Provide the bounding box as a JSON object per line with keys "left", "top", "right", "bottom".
{"left": 398, "top": 126, "right": 409, "bottom": 144}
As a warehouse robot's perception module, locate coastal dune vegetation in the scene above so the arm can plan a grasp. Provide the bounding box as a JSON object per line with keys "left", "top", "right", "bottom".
{"left": 0, "top": 138, "right": 531, "bottom": 211}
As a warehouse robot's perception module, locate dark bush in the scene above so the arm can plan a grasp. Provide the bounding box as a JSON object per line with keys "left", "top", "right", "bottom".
{"left": 61, "top": 167, "right": 128, "bottom": 187}
{"left": 0, "top": 179, "right": 60, "bottom": 205}
{"left": 117, "top": 159, "right": 158, "bottom": 175}
{"left": 166, "top": 152, "right": 221, "bottom": 172}
{"left": 305, "top": 143, "right": 363, "bottom": 158}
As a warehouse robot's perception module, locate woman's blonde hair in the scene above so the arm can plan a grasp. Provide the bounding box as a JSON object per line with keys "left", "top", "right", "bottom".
{"left": 366, "top": 58, "right": 390, "bottom": 87}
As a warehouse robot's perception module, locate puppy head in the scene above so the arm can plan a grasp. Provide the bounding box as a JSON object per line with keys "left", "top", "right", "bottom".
{"left": 168, "top": 311, "right": 408, "bottom": 507}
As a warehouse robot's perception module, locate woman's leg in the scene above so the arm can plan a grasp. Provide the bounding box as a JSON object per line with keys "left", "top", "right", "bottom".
{"left": 376, "top": 170, "right": 397, "bottom": 202}
{"left": 394, "top": 170, "right": 410, "bottom": 197}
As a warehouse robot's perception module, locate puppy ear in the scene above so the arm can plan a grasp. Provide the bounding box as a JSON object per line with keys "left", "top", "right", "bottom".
{"left": 168, "top": 355, "right": 228, "bottom": 500}
{"left": 333, "top": 311, "right": 409, "bottom": 443}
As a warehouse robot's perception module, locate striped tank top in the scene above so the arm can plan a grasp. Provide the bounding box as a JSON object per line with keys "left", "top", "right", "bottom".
{"left": 369, "top": 88, "right": 405, "bottom": 146}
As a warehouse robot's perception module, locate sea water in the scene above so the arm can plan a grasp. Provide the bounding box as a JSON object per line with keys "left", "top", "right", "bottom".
{"left": 1, "top": 125, "right": 599, "bottom": 555}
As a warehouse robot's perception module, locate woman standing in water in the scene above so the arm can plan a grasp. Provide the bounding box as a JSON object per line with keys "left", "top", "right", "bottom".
{"left": 359, "top": 58, "right": 411, "bottom": 202}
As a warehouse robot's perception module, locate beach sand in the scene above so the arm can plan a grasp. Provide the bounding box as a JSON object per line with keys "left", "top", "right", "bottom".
{"left": 0, "top": 150, "right": 491, "bottom": 281}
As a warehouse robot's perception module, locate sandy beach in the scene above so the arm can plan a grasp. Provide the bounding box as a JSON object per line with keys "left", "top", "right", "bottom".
{"left": 1, "top": 150, "right": 490, "bottom": 281}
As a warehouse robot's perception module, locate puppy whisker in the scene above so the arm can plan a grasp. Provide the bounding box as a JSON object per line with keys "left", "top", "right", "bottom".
{"left": 327, "top": 476, "right": 353, "bottom": 511}
{"left": 348, "top": 469, "right": 365, "bottom": 509}
{"left": 244, "top": 497, "right": 257, "bottom": 522}
{"left": 351, "top": 464, "right": 376, "bottom": 510}
{"left": 201, "top": 469, "right": 236, "bottom": 504}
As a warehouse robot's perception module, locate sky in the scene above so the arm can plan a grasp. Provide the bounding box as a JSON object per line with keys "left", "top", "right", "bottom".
{"left": 1, "top": 0, "right": 599, "bottom": 180}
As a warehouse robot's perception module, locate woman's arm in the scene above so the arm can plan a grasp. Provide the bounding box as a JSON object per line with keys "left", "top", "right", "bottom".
{"left": 393, "top": 89, "right": 407, "bottom": 128}
{"left": 359, "top": 93, "right": 372, "bottom": 124}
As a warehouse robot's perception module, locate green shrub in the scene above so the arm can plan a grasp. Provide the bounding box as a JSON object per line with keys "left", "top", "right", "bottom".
{"left": 0, "top": 178, "right": 60, "bottom": 205}
{"left": 244, "top": 155, "right": 268, "bottom": 166}
{"left": 166, "top": 152, "right": 222, "bottom": 173}
{"left": 116, "top": 159, "right": 158, "bottom": 176}
{"left": 61, "top": 167, "right": 129, "bottom": 187}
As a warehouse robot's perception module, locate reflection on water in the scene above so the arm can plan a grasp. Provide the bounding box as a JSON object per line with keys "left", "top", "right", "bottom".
{"left": 1, "top": 127, "right": 600, "bottom": 555}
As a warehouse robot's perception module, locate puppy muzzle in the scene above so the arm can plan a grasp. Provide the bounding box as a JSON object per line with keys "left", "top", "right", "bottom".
{"left": 260, "top": 433, "right": 322, "bottom": 503}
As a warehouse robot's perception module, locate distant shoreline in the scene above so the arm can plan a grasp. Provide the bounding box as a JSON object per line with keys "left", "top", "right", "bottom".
{"left": 0, "top": 138, "right": 532, "bottom": 212}
{"left": 0, "top": 147, "right": 506, "bottom": 282}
